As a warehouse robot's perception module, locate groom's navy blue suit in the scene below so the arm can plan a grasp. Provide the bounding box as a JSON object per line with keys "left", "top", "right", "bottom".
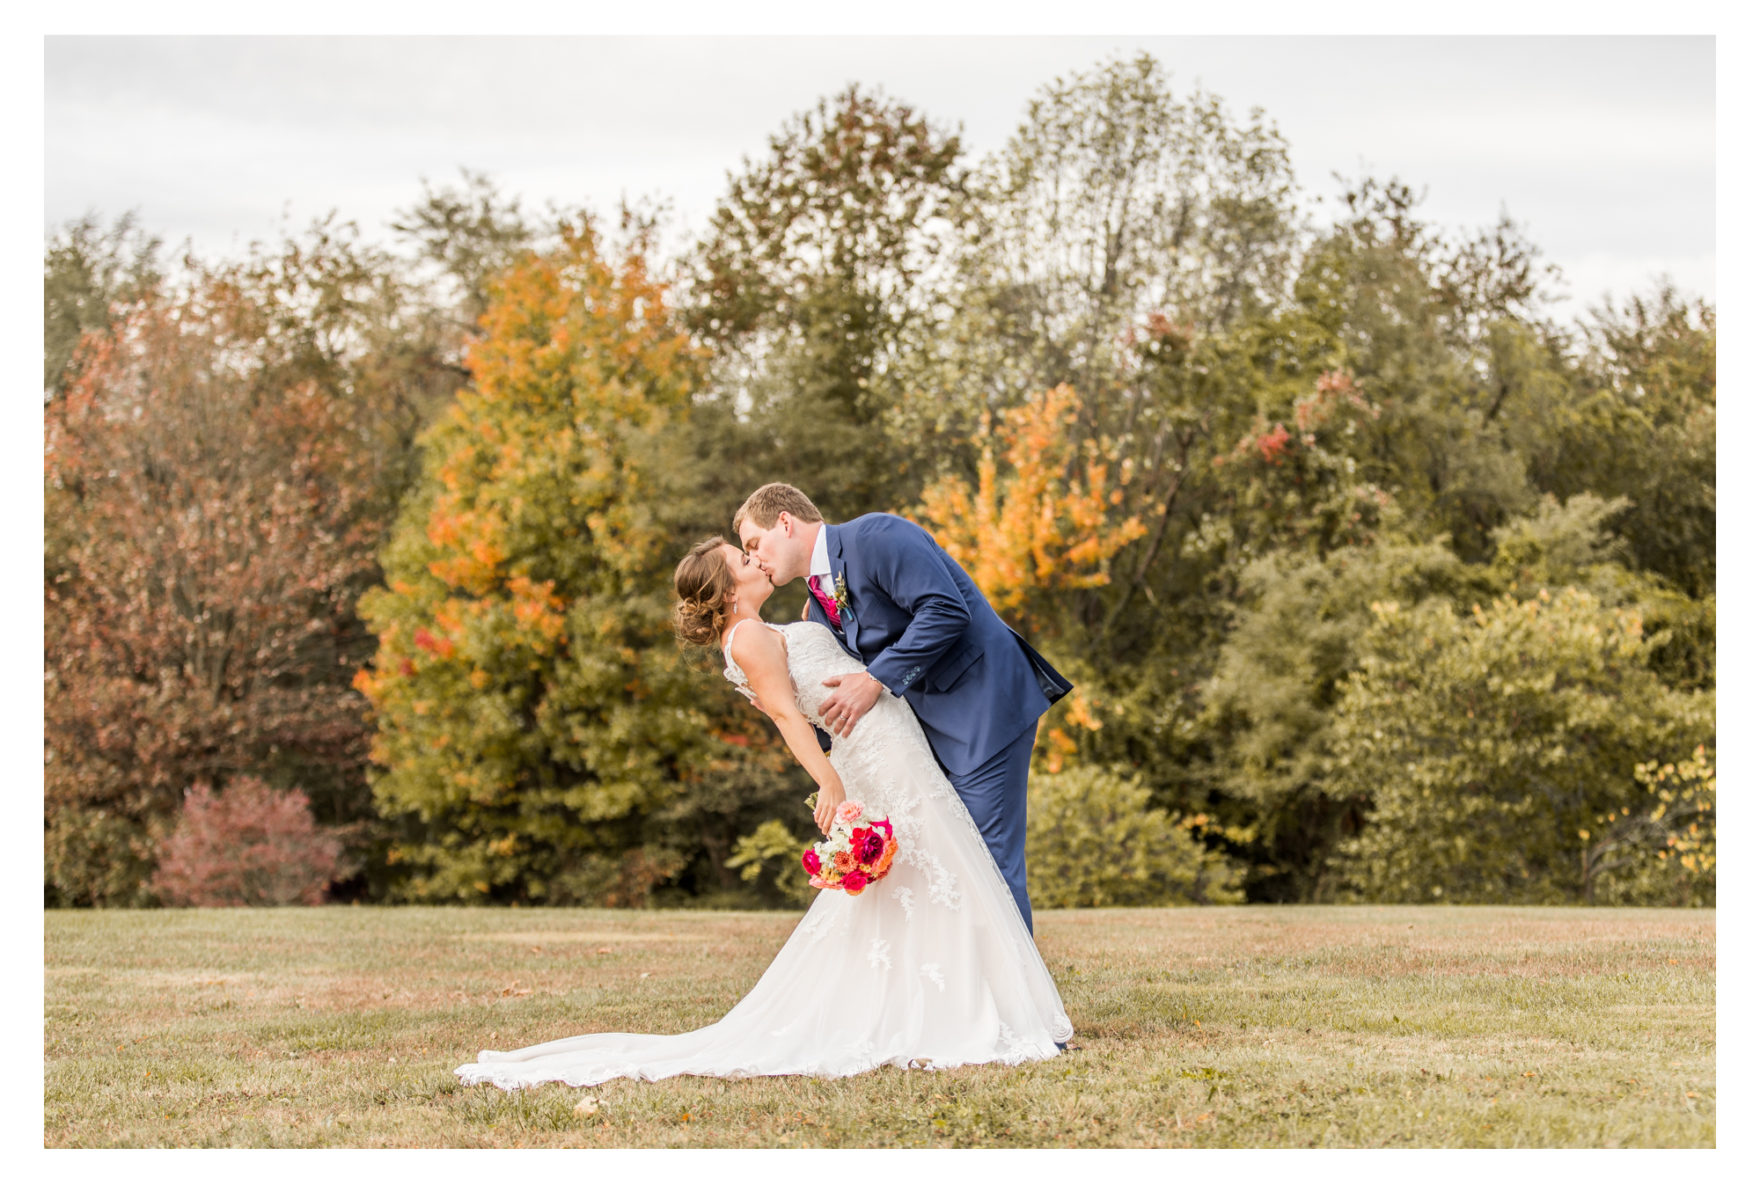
{"left": 807, "top": 514, "right": 1072, "bottom": 933}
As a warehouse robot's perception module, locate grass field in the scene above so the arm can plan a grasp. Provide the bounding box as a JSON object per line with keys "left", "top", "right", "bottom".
{"left": 44, "top": 905, "right": 1714, "bottom": 1147}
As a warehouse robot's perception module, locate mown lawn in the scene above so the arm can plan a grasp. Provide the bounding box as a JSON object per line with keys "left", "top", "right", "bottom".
{"left": 43, "top": 905, "right": 1714, "bottom": 1147}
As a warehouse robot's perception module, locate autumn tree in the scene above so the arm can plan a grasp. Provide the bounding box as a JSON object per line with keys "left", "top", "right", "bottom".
{"left": 45, "top": 260, "right": 383, "bottom": 906}
{"left": 152, "top": 776, "right": 344, "bottom": 907}
{"left": 1593, "top": 743, "right": 1714, "bottom": 906}
{"left": 45, "top": 51, "right": 1715, "bottom": 911}
{"left": 354, "top": 219, "right": 768, "bottom": 905}
{"left": 912, "top": 384, "right": 1145, "bottom": 629}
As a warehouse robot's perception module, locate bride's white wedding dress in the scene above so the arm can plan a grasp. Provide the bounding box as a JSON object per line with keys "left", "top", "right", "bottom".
{"left": 455, "top": 620, "right": 1072, "bottom": 1090}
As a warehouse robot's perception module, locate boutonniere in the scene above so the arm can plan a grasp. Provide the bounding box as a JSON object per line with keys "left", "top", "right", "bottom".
{"left": 832, "top": 572, "right": 851, "bottom": 614}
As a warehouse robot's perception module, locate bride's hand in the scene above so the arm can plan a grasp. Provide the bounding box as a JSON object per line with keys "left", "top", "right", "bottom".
{"left": 814, "top": 783, "right": 846, "bottom": 836}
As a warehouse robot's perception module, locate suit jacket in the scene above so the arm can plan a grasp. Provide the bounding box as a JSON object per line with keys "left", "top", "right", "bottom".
{"left": 806, "top": 513, "right": 1072, "bottom": 777}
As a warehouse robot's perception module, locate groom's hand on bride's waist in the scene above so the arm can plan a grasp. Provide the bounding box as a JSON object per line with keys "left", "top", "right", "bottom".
{"left": 819, "top": 672, "right": 886, "bottom": 738}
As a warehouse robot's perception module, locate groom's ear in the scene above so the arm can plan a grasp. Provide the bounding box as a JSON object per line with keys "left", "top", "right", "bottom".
{"left": 776, "top": 510, "right": 793, "bottom": 535}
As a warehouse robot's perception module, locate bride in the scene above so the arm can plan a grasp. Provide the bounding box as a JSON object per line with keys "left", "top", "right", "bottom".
{"left": 454, "top": 536, "right": 1073, "bottom": 1090}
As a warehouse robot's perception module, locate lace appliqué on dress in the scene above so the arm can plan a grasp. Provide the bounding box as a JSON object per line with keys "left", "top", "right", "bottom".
{"left": 801, "top": 897, "right": 849, "bottom": 944}
{"left": 867, "top": 937, "right": 892, "bottom": 972}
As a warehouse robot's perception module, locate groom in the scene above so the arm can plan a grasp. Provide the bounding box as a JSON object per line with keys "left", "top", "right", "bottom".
{"left": 734, "top": 482, "right": 1072, "bottom": 935}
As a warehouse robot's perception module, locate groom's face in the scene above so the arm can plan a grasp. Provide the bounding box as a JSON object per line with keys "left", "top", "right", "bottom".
{"left": 738, "top": 512, "right": 806, "bottom": 586}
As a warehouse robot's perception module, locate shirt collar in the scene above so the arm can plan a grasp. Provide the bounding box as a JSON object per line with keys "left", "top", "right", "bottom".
{"left": 808, "top": 523, "right": 832, "bottom": 582}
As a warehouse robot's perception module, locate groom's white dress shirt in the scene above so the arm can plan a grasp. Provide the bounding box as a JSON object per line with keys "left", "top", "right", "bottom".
{"left": 809, "top": 524, "right": 835, "bottom": 604}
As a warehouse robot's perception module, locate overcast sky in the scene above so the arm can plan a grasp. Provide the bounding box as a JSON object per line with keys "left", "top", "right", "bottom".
{"left": 44, "top": 35, "right": 1714, "bottom": 325}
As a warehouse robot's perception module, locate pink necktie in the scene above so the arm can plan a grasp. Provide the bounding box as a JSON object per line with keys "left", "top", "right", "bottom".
{"left": 810, "top": 577, "right": 843, "bottom": 628}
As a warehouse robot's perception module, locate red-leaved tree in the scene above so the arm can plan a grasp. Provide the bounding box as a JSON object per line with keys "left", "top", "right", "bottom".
{"left": 45, "top": 270, "right": 382, "bottom": 905}
{"left": 152, "top": 776, "right": 343, "bottom": 906}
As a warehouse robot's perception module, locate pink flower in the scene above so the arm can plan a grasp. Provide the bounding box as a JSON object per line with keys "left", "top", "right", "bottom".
{"left": 842, "top": 870, "right": 870, "bottom": 895}
{"left": 802, "top": 848, "right": 821, "bottom": 875}
{"left": 872, "top": 819, "right": 893, "bottom": 841}
{"left": 834, "top": 800, "right": 864, "bottom": 825}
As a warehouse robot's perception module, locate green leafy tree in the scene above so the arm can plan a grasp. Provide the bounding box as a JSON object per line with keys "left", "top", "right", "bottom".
{"left": 1327, "top": 586, "right": 1712, "bottom": 904}
{"left": 1034, "top": 337, "right": 1395, "bottom": 844}
{"left": 1202, "top": 491, "right": 1709, "bottom": 901}
{"left": 890, "top": 52, "right": 1301, "bottom": 466}
{"left": 1026, "top": 764, "right": 1243, "bottom": 908}
{"left": 391, "top": 169, "right": 540, "bottom": 342}
{"left": 1287, "top": 177, "right": 1574, "bottom": 563}
{"left": 1535, "top": 284, "right": 1715, "bottom": 598}
{"left": 43, "top": 211, "right": 163, "bottom": 399}
{"left": 724, "top": 816, "right": 818, "bottom": 908}
{"left": 685, "top": 84, "right": 969, "bottom": 517}
{"left": 1200, "top": 529, "right": 1473, "bottom": 899}
{"left": 1487, "top": 493, "right": 1715, "bottom": 692}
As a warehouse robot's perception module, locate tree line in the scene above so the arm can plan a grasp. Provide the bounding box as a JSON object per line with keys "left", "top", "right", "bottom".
{"left": 44, "top": 54, "right": 1714, "bottom": 909}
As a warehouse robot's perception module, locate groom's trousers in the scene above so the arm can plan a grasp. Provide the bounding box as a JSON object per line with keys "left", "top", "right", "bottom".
{"left": 945, "top": 723, "right": 1039, "bottom": 936}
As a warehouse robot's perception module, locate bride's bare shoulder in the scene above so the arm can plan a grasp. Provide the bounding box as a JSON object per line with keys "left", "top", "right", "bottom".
{"left": 727, "top": 618, "right": 787, "bottom": 670}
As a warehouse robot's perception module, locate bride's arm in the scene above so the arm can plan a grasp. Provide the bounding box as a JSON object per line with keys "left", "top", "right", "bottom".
{"left": 729, "top": 623, "right": 846, "bottom": 835}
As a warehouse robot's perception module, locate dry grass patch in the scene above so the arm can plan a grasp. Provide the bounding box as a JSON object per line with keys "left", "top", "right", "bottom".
{"left": 45, "top": 905, "right": 1713, "bottom": 1147}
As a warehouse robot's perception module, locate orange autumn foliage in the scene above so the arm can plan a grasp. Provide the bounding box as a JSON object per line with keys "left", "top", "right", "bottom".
{"left": 913, "top": 384, "right": 1146, "bottom": 623}
{"left": 350, "top": 219, "right": 724, "bottom": 905}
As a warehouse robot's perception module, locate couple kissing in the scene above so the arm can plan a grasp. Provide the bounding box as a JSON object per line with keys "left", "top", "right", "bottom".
{"left": 456, "top": 483, "right": 1075, "bottom": 1091}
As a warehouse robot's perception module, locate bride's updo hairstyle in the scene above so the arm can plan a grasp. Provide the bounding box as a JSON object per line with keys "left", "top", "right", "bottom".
{"left": 674, "top": 535, "right": 736, "bottom": 647}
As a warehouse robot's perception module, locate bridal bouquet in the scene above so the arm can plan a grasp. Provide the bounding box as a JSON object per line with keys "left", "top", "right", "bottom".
{"left": 801, "top": 796, "right": 897, "bottom": 895}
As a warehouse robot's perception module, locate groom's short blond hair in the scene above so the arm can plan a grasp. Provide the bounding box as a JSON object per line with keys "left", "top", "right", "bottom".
{"left": 734, "top": 483, "right": 823, "bottom": 533}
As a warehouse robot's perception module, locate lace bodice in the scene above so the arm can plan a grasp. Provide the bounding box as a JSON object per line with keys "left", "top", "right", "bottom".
{"left": 721, "top": 620, "right": 945, "bottom": 815}
{"left": 722, "top": 621, "right": 865, "bottom": 731}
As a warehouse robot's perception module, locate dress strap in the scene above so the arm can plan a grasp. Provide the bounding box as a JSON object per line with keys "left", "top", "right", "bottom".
{"left": 722, "top": 617, "right": 753, "bottom": 662}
